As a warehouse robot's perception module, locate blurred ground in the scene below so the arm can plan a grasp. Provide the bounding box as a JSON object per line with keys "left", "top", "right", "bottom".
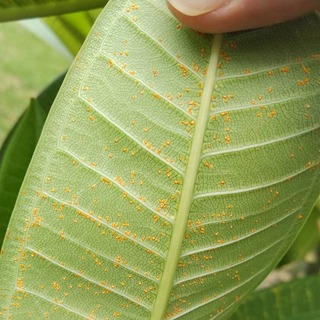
{"left": 0, "top": 21, "right": 70, "bottom": 144}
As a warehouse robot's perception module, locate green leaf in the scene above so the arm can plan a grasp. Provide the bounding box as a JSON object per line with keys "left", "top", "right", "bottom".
{"left": 44, "top": 9, "right": 101, "bottom": 56}
{"left": 0, "top": 1, "right": 319, "bottom": 319}
{"left": 0, "top": 100, "right": 46, "bottom": 248}
{"left": 0, "top": 0, "right": 107, "bottom": 22}
{"left": 230, "top": 275, "right": 320, "bottom": 320}
{"left": 0, "top": 74, "right": 65, "bottom": 248}
{"left": 280, "top": 197, "right": 320, "bottom": 265}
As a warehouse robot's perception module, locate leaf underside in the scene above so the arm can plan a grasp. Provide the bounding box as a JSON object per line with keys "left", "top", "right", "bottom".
{"left": 0, "top": 1, "right": 319, "bottom": 319}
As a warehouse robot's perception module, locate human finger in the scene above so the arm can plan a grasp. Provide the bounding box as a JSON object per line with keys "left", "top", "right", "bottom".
{"left": 167, "top": 0, "right": 320, "bottom": 33}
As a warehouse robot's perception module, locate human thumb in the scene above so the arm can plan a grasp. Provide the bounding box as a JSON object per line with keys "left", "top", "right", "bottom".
{"left": 167, "top": 0, "right": 230, "bottom": 16}
{"left": 167, "top": 0, "right": 320, "bottom": 33}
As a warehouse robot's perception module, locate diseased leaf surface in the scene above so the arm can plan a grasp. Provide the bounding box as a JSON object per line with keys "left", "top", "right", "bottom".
{"left": 0, "top": 1, "right": 319, "bottom": 319}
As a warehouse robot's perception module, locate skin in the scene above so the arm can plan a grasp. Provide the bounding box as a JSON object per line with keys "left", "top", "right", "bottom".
{"left": 167, "top": 0, "right": 320, "bottom": 33}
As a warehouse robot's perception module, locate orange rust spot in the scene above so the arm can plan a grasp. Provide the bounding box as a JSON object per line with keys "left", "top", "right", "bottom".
{"left": 178, "top": 64, "right": 188, "bottom": 77}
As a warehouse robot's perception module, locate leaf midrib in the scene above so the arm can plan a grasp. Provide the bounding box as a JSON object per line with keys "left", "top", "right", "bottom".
{"left": 151, "top": 33, "right": 223, "bottom": 319}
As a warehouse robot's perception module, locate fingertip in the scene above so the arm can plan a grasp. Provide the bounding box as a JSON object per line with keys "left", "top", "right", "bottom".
{"left": 167, "top": 1, "right": 239, "bottom": 33}
{"left": 167, "top": 0, "right": 320, "bottom": 34}
{"left": 167, "top": 0, "right": 230, "bottom": 17}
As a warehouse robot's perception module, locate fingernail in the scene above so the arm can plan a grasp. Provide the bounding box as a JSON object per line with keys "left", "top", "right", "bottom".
{"left": 168, "top": 0, "right": 230, "bottom": 16}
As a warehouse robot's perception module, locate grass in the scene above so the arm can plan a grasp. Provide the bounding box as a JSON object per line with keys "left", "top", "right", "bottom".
{"left": 0, "top": 21, "right": 70, "bottom": 145}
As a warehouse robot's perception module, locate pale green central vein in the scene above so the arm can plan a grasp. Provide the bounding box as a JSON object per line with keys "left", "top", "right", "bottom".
{"left": 151, "top": 33, "right": 223, "bottom": 320}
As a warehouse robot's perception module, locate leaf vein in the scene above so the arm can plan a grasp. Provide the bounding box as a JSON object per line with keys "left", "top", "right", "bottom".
{"left": 175, "top": 236, "right": 285, "bottom": 286}
{"left": 202, "top": 125, "right": 319, "bottom": 158}
{"left": 26, "top": 247, "right": 152, "bottom": 310}
{"left": 121, "top": 12, "right": 203, "bottom": 81}
{"left": 193, "top": 164, "right": 317, "bottom": 199}
{"left": 182, "top": 203, "right": 302, "bottom": 258}
{"left": 16, "top": 288, "right": 87, "bottom": 318}
{"left": 77, "top": 95, "right": 185, "bottom": 176}
{"left": 42, "top": 190, "right": 167, "bottom": 260}
{"left": 55, "top": 147, "right": 175, "bottom": 224}
{"left": 219, "top": 55, "right": 320, "bottom": 80}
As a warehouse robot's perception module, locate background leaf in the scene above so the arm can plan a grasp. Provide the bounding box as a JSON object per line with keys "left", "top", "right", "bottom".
{"left": 0, "top": 21, "right": 69, "bottom": 144}
{"left": 44, "top": 9, "right": 101, "bottom": 56}
{"left": 280, "top": 197, "right": 320, "bottom": 266}
{"left": 0, "top": 0, "right": 319, "bottom": 319}
{"left": 0, "top": 74, "right": 65, "bottom": 248}
{"left": 0, "top": 0, "right": 107, "bottom": 22}
{"left": 230, "top": 275, "right": 320, "bottom": 320}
